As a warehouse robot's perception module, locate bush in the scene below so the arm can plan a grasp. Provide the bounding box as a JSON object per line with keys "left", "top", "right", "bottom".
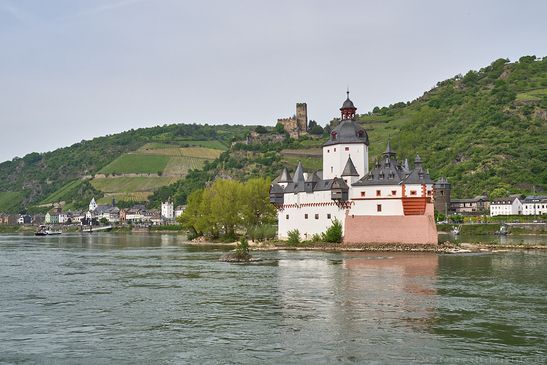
{"left": 310, "top": 233, "right": 322, "bottom": 242}
{"left": 321, "top": 218, "right": 343, "bottom": 243}
{"left": 287, "top": 229, "right": 300, "bottom": 245}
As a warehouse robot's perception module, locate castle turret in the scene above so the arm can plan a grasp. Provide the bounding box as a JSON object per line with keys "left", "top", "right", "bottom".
{"left": 322, "top": 91, "right": 369, "bottom": 179}
{"left": 433, "top": 177, "right": 451, "bottom": 215}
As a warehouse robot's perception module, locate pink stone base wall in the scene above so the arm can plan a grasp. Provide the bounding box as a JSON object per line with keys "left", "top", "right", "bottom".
{"left": 343, "top": 204, "right": 438, "bottom": 245}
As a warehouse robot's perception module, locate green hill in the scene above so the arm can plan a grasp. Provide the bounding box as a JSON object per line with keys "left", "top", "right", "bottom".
{"left": 0, "top": 124, "right": 250, "bottom": 212}
{"left": 0, "top": 56, "right": 545, "bottom": 213}
{"left": 151, "top": 56, "right": 545, "bottom": 206}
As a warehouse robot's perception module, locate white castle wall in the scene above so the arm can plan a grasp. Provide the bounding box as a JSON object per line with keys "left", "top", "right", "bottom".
{"left": 322, "top": 143, "right": 368, "bottom": 180}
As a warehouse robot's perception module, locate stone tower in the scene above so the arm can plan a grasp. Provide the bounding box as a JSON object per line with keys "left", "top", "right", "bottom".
{"left": 433, "top": 177, "right": 451, "bottom": 215}
{"left": 296, "top": 103, "right": 308, "bottom": 133}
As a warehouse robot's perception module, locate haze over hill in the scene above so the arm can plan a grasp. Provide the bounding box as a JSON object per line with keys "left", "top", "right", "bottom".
{"left": 0, "top": 56, "right": 544, "bottom": 213}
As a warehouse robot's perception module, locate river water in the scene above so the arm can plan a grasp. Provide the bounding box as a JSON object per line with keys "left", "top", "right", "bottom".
{"left": 0, "top": 233, "right": 545, "bottom": 364}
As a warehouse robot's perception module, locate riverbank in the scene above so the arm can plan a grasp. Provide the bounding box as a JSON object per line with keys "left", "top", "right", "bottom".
{"left": 187, "top": 239, "right": 547, "bottom": 253}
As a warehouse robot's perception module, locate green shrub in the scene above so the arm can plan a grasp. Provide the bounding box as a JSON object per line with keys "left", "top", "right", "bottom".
{"left": 311, "top": 233, "right": 323, "bottom": 242}
{"left": 321, "top": 218, "right": 343, "bottom": 243}
{"left": 287, "top": 229, "right": 301, "bottom": 245}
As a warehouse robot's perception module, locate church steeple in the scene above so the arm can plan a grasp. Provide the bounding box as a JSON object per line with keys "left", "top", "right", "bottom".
{"left": 340, "top": 90, "right": 357, "bottom": 120}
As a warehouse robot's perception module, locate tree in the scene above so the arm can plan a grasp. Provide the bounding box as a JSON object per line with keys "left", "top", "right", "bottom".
{"left": 310, "top": 125, "right": 324, "bottom": 135}
{"left": 99, "top": 217, "right": 109, "bottom": 225}
{"left": 255, "top": 125, "right": 267, "bottom": 134}
{"left": 321, "top": 218, "right": 343, "bottom": 243}
{"left": 287, "top": 229, "right": 300, "bottom": 245}
{"left": 275, "top": 123, "right": 285, "bottom": 134}
{"left": 308, "top": 120, "right": 317, "bottom": 129}
{"left": 240, "top": 177, "right": 276, "bottom": 229}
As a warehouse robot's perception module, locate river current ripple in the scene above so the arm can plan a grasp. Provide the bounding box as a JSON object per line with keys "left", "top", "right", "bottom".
{"left": 0, "top": 233, "right": 545, "bottom": 364}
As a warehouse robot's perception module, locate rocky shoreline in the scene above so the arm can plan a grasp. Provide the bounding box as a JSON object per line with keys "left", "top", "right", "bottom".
{"left": 194, "top": 238, "right": 547, "bottom": 253}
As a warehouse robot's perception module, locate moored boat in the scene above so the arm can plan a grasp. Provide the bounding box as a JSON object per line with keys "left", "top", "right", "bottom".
{"left": 35, "top": 225, "right": 62, "bottom": 236}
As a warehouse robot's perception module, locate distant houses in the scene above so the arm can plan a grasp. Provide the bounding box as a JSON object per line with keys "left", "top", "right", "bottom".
{"left": 490, "top": 196, "right": 522, "bottom": 216}
{"left": 449, "top": 196, "right": 489, "bottom": 214}
{"left": 489, "top": 195, "right": 546, "bottom": 217}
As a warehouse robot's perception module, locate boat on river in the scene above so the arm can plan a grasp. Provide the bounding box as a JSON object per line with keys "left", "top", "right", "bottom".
{"left": 35, "top": 225, "right": 62, "bottom": 236}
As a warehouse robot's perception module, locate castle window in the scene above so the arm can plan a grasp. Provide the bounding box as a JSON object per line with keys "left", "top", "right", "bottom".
{"left": 410, "top": 190, "right": 417, "bottom": 196}
{"left": 377, "top": 204, "right": 382, "bottom": 212}
{"left": 331, "top": 166, "right": 333, "bottom": 173}
{"left": 361, "top": 191, "right": 365, "bottom": 197}
{"left": 427, "top": 190, "right": 432, "bottom": 195}
{"left": 344, "top": 179, "right": 347, "bottom": 183}
{"left": 315, "top": 214, "right": 319, "bottom": 220}
{"left": 327, "top": 149, "right": 330, "bottom": 153}
{"left": 345, "top": 147, "right": 349, "bottom": 151}
{"left": 286, "top": 214, "right": 289, "bottom": 219}
{"left": 305, "top": 214, "right": 308, "bottom": 219}
{"left": 376, "top": 190, "right": 381, "bottom": 196}
{"left": 327, "top": 214, "right": 331, "bottom": 219}
{"left": 334, "top": 148, "right": 337, "bottom": 152}
{"left": 391, "top": 190, "right": 396, "bottom": 196}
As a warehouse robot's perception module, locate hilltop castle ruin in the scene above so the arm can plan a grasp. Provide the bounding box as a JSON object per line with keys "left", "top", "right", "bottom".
{"left": 277, "top": 103, "right": 308, "bottom": 138}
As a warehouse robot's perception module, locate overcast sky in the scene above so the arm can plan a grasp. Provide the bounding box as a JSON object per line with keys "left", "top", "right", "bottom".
{"left": 0, "top": 0, "right": 546, "bottom": 162}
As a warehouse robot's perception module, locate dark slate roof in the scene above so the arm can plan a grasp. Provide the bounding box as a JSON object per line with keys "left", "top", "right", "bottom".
{"left": 341, "top": 97, "right": 355, "bottom": 109}
{"left": 341, "top": 156, "right": 359, "bottom": 176}
{"left": 306, "top": 171, "right": 321, "bottom": 183}
{"left": 331, "top": 177, "right": 349, "bottom": 190}
{"left": 278, "top": 167, "right": 292, "bottom": 183}
{"left": 491, "top": 196, "right": 520, "bottom": 205}
{"left": 293, "top": 162, "right": 305, "bottom": 183}
{"left": 282, "top": 178, "right": 337, "bottom": 193}
{"left": 384, "top": 140, "right": 396, "bottom": 157}
{"left": 402, "top": 158, "right": 410, "bottom": 174}
{"left": 323, "top": 119, "right": 369, "bottom": 146}
{"left": 353, "top": 155, "right": 404, "bottom": 186}
{"left": 402, "top": 166, "right": 433, "bottom": 184}
{"left": 403, "top": 154, "right": 433, "bottom": 184}
{"left": 270, "top": 184, "right": 284, "bottom": 194}
{"left": 522, "top": 195, "right": 547, "bottom": 203}
{"left": 435, "top": 176, "right": 449, "bottom": 184}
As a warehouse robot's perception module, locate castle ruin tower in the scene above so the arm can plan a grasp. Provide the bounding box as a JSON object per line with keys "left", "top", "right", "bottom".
{"left": 296, "top": 103, "right": 308, "bottom": 133}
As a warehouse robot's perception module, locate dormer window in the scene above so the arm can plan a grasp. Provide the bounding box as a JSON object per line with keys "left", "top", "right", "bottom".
{"left": 331, "top": 131, "right": 337, "bottom": 140}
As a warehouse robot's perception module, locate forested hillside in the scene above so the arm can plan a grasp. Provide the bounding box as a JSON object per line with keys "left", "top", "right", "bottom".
{"left": 0, "top": 124, "right": 250, "bottom": 212}
{"left": 360, "top": 56, "right": 546, "bottom": 198}
{"left": 0, "top": 56, "right": 545, "bottom": 213}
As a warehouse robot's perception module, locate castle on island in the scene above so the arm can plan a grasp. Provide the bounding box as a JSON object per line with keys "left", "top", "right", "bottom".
{"left": 270, "top": 92, "right": 438, "bottom": 245}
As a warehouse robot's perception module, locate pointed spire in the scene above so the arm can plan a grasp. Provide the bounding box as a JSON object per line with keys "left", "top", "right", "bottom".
{"left": 293, "top": 162, "right": 305, "bottom": 183}
{"left": 403, "top": 158, "right": 410, "bottom": 173}
{"left": 415, "top": 154, "right": 422, "bottom": 167}
{"left": 341, "top": 156, "right": 359, "bottom": 176}
{"left": 306, "top": 171, "right": 319, "bottom": 182}
{"left": 278, "top": 167, "right": 292, "bottom": 183}
{"left": 383, "top": 139, "right": 396, "bottom": 158}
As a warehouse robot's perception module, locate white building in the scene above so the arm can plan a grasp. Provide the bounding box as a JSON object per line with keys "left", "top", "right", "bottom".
{"left": 175, "top": 206, "right": 185, "bottom": 218}
{"left": 270, "top": 93, "right": 437, "bottom": 245}
{"left": 522, "top": 196, "right": 547, "bottom": 216}
{"left": 161, "top": 199, "right": 174, "bottom": 220}
{"left": 489, "top": 196, "right": 522, "bottom": 216}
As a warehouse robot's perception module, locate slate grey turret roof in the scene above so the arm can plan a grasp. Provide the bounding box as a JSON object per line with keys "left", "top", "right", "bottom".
{"left": 293, "top": 162, "right": 305, "bottom": 183}
{"left": 278, "top": 167, "right": 292, "bottom": 183}
{"left": 323, "top": 120, "right": 369, "bottom": 146}
{"left": 341, "top": 156, "right": 359, "bottom": 176}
